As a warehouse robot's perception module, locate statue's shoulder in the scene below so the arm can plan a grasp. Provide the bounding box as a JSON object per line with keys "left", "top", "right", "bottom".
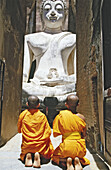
{"left": 24, "top": 32, "right": 50, "bottom": 45}
{"left": 59, "top": 32, "right": 76, "bottom": 47}
{"left": 25, "top": 32, "right": 50, "bottom": 40}
{"left": 62, "top": 31, "right": 76, "bottom": 37}
{"left": 59, "top": 31, "right": 76, "bottom": 40}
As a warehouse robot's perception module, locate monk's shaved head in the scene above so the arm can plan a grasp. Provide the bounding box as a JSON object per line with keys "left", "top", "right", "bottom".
{"left": 28, "top": 95, "right": 39, "bottom": 108}
{"left": 66, "top": 94, "right": 79, "bottom": 107}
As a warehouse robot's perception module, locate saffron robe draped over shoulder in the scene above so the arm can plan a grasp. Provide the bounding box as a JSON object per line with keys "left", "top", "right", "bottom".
{"left": 17, "top": 109, "right": 54, "bottom": 161}
{"left": 52, "top": 110, "right": 90, "bottom": 166}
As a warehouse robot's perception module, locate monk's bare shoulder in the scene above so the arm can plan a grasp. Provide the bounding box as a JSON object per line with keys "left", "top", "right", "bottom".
{"left": 76, "top": 113, "right": 85, "bottom": 122}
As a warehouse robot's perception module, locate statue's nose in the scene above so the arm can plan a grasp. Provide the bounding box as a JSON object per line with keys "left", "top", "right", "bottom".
{"left": 51, "top": 11, "right": 56, "bottom": 16}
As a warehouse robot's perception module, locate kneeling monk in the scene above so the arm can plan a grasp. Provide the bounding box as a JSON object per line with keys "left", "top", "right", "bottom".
{"left": 17, "top": 95, "right": 54, "bottom": 167}
{"left": 52, "top": 94, "right": 90, "bottom": 170}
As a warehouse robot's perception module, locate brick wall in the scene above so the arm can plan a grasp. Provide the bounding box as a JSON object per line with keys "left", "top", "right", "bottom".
{"left": 0, "top": 0, "right": 26, "bottom": 145}
{"left": 76, "top": 0, "right": 103, "bottom": 152}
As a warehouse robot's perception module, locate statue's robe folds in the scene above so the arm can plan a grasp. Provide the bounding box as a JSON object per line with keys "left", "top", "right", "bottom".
{"left": 52, "top": 110, "right": 90, "bottom": 166}
{"left": 17, "top": 109, "right": 54, "bottom": 161}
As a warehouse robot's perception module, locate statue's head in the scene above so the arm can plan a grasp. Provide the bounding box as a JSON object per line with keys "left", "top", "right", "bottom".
{"left": 40, "top": 0, "right": 67, "bottom": 32}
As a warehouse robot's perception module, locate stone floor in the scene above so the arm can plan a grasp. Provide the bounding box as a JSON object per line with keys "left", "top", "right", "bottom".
{"left": 0, "top": 131, "right": 110, "bottom": 170}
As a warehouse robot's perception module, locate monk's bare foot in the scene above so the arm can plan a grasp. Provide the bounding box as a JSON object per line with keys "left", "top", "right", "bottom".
{"left": 67, "top": 157, "right": 74, "bottom": 170}
{"left": 33, "top": 152, "right": 41, "bottom": 168}
{"left": 74, "top": 157, "right": 83, "bottom": 170}
{"left": 25, "top": 153, "right": 32, "bottom": 167}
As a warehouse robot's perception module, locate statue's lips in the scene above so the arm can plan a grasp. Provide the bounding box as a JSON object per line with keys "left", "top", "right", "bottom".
{"left": 49, "top": 17, "right": 57, "bottom": 21}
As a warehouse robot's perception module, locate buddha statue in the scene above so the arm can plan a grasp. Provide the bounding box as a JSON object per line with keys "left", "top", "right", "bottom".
{"left": 22, "top": 0, "right": 76, "bottom": 102}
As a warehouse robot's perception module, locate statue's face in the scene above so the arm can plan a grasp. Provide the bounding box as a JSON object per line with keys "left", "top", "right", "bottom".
{"left": 42, "top": 0, "right": 65, "bottom": 29}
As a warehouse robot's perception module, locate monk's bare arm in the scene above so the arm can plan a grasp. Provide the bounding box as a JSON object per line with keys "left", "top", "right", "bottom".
{"left": 82, "top": 126, "right": 86, "bottom": 138}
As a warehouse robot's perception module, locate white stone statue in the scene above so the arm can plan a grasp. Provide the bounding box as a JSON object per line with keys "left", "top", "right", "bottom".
{"left": 22, "top": 0, "right": 76, "bottom": 101}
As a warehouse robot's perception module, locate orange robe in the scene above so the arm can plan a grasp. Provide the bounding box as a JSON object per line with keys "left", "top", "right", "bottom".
{"left": 17, "top": 109, "right": 54, "bottom": 161}
{"left": 52, "top": 110, "right": 90, "bottom": 166}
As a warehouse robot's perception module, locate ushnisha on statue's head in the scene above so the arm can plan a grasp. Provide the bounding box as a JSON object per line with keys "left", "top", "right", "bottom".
{"left": 40, "top": 0, "right": 67, "bottom": 33}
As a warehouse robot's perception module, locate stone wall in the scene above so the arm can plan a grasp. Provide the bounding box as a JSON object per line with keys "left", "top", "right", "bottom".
{"left": 76, "top": 0, "right": 104, "bottom": 152}
{"left": 104, "top": 96, "right": 111, "bottom": 165}
{"left": 0, "top": 0, "right": 26, "bottom": 145}
{"left": 102, "top": 0, "right": 111, "bottom": 165}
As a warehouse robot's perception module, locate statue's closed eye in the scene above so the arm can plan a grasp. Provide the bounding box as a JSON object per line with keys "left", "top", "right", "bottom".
{"left": 55, "top": 4, "right": 63, "bottom": 11}
{"left": 44, "top": 4, "right": 51, "bottom": 10}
